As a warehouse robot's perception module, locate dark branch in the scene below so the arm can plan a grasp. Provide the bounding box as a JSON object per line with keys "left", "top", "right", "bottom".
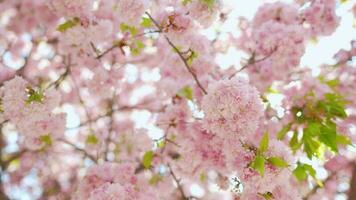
{"left": 145, "top": 12, "right": 208, "bottom": 95}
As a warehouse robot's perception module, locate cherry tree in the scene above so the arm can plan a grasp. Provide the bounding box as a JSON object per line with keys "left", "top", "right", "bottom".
{"left": 0, "top": 0, "right": 355, "bottom": 199}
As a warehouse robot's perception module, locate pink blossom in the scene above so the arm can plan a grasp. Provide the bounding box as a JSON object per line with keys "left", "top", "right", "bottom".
{"left": 201, "top": 78, "right": 264, "bottom": 140}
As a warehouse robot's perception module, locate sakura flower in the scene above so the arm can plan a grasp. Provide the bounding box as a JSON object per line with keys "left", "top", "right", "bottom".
{"left": 201, "top": 78, "right": 264, "bottom": 140}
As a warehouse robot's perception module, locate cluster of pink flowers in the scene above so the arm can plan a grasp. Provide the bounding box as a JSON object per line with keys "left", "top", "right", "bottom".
{"left": 302, "top": 0, "right": 340, "bottom": 36}
{"left": 47, "top": 0, "right": 94, "bottom": 20}
{"left": 1, "top": 76, "right": 65, "bottom": 150}
{"left": 240, "top": 140, "right": 299, "bottom": 200}
{"left": 116, "top": 0, "right": 149, "bottom": 26}
{"left": 238, "top": 1, "right": 340, "bottom": 91}
{"left": 75, "top": 162, "right": 157, "bottom": 200}
{"left": 201, "top": 78, "right": 264, "bottom": 140}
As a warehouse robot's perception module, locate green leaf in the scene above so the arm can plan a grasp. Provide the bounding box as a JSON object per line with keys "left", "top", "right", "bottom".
{"left": 140, "top": 17, "right": 153, "bottom": 28}
{"left": 187, "top": 50, "right": 198, "bottom": 66}
{"left": 258, "top": 192, "right": 275, "bottom": 200}
{"left": 182, "top": 0, "right": 192, "bottom": 5}
{"left": 305, "top": 122, "right": 321, "bottom": 137}
{"left": 303, "top": 136, "right": 321, "bottom": 159}
{"left": 251, "top": 155, "right": 265, "bottom": 176}
{"left": 259, "top": 132, "right": 269, "bottom": 153}
{"left": 277, "top": 123, "right": 292, "bottom": 140}
{"left": 200, "top": 0, "right": 215, "bottom": 9}
{"left": 155, "top": 139, "right": 166, "bottom": 148}
{"left": 319, "top": 123, "right": 338, "bottom": 152}
{"left": 177, "top": 86, "right": 193, "bottom": 100}
{"left": 0, "top": 98, "right": 3, "bottom": 113}
{"left": 86, "top": 134, "right": 98, "bottom": 145}
{"left": 317, "top": 93, "right": 347, "bottom": 119}
{"left": 336, "top": 134, "right": 352, "bottom": 145}
{"left": 40, "top": 135, "right": 52, "bottom": 146}
{"left": 303, "top": 163, "right": 316, "bottom": 179}
{"left": 289, "top": 131, "right": 301, "bottom": 152}
{"left": 149, "top": 174, "right": 163, "bottom": 185}
{"left": 131, "top": 40, "right": 145, "bottom": 56}
{"left": 266, "top": 86, "right": 279, "bottom": 94}
{"left": 340, "top": 0, "right": 349, "bottom": 4}
{"left": 199, "top": 172, "right": 207, "bottom": 182}
{"left": 293, "top": 164, "right": 308, "bottom": 181}
{"left": 267, "top": 157, "right": 289, "bottom": 168}
{"left": 57, "top": 18, "right": 80, "bottom": 32}
{"left": 293, "top": 162, "right": 319, "bottom": 183}
{"left": 26, "top": 87, "right": 44, "bottom": 104}
{"left": 142, "top": 151, "right": 154, "bottom": 169}
{"left": 120, "top": 23, "right": 138, "bottom": 36}
{"left": 326, "top": 79, "right": 340, "bottom": 88}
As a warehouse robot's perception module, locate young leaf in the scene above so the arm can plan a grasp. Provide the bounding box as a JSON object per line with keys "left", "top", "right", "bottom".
{"left": 305, "top": 122, "right": 320, "bottom": 137}
{"left": 302, "top": 163, "right": 316, "bottom": 179}
{"left": 199, "top": 172, "right": 207, "bottom": 183}
{"left": 0, "top": 98, "right": 3, "bottom": 113}
{"left": 86, "top": 134, "right": 98, "bottom": 145}
{"left": 140, "top": 17, "right": 153, "bottom": 28}
{"left": 177, "top": 86, "right": 193, "bottom": 100}
{"left": 26, "top": 87, "right": 44, "bottom": 104}
{"left": 267, "top": 157, "right": 289, "bottom": 168}
{"left": 317, "top": 93, "right": 347, "bottom": 119}
{"left": 142, "top": 151, "right": 154, "bottom": 169}
{"left": 259, "top": 132, "right": 269, "bottom": 153}
{"left": 277, "top": 123, "right": 292, "bottom": 140}
{"left": 149, "top": 174, "right": 163, "bottom": 185}
{"left": 186, "top": 50, "right": 198, "bottom": 66}
{"left": 336, "top": 134, "right": 352, "bottom": 145}
{"left": 200, "top": 0, "right": 215, "bottom": 9}
{"left": 182, "top": 0, "right": 192, "bottom": 5}
{"left": 293, "top": 162, "right": 318, "bottom": 183}
{"left": 289, "top": 131, "right": 301, "bottom": 152}
{"left": 57, "top": 18, "right": 80, "bottom": 32}
{"left": 319, "top": 123, "right": 338, "bottom": 152}
{"left": 251, "top": 155, "right": 265, "bottom": 176}
{"left": 293, "top": 164, "right": 307, "bottom": 181}
{"left": 258, "top": 192, "right": 275, "bottom": 200}
{"left": 120, "top": 23, "right": 138, "bottom": 36}
{"left": 303, "top": 133, "right": 321, "bottom": 159}
{"left": 40, "top": 135, "right": 52, "bottom": 146}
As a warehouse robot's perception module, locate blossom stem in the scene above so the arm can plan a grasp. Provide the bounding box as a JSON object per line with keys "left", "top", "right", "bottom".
{"left": 59, "top": 139, "right": 97, "bottom": 163}
{"left": 145, "top": 12, "right": 208, "bottom": 95}
{"left": 167, "top": 163, "right": 190, "bottom": 200}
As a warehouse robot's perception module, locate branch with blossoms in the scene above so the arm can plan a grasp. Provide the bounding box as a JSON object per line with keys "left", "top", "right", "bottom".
{"left": 94, "top": 29, "right": 161, "bottom": 59}
{"left": 228, "top": 48, "right": 278, "bottom": 80}
{"left": 145, "top": 12, "right": 208, "bottom": 95}
{"left": 167, "top": 163, "right": 190, "bottom": 200}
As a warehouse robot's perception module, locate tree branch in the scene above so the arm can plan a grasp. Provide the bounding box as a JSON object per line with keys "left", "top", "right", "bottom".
{"left": 167, "top": 163, "right": 190, "bottom": 200}
{"left": 59, "top": 139, "right": 97, "bottom": 163}
{"left": 348, "top": 162, "right": 356, "bottom": 200}
{"left": 303, "top": 172, "right": 336, "bottom": 200}
{"left": 145, "top": 12, "right": 208, "bottom": 95}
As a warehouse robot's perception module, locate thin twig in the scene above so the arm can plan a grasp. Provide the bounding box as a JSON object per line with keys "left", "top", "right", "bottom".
{"left": 95, "top": 29, "right": 160, "bottom": 59}
{"left": 145, "top": 12, "right": 208, "bottom": 95}
{"left": 59, "top": 139, "right": 97, "bottom": 163}
{"left": 303, "top": 172, "right": 336, "bottom": 200}
{"left": 46, "top": 56, "right": 71, "bottom": 90}
{"left": 167, "top": 163, "right": 189, "bottom": 200}
{"left": 96, "top": 44, "right": 120, "bottom": 59}
{"left": 103, "top": 98, "right": 115, "bottom": 161}
{"left": 228, "top": 49, "right": 276, "bottom": 80}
